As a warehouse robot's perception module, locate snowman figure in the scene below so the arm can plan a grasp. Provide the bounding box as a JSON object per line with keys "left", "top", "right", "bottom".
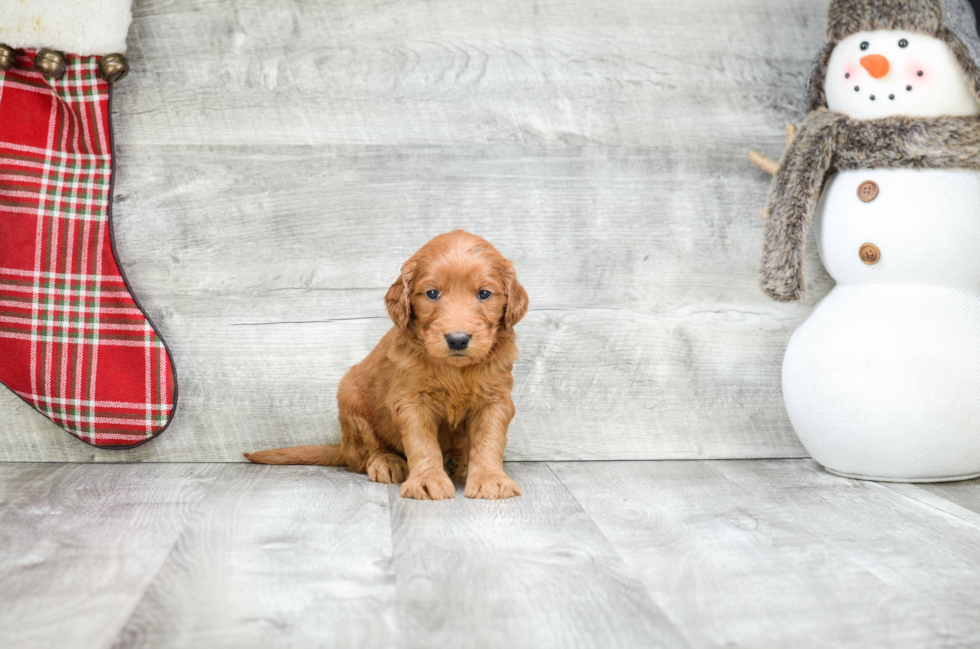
{"left": 759, "top": 0, "right": 980, "bottom": 481}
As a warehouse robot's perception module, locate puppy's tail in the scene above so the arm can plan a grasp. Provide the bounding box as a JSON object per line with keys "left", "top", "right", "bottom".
{"left": 243, "top": 444, "right": 345, "bottom": 467}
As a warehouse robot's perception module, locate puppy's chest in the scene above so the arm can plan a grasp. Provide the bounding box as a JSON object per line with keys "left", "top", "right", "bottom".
{"left": 427, "top": 384, "right": 481, "bottom": 428}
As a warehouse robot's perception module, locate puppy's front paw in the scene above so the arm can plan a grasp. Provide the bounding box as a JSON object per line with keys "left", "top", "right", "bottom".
{"left": 367, "top": 453, "right": 408, "bottom": 484}
{"left": 400, "top": 470, "right": 455, "bottom": 500}
{"left": 464, "top": 472, "right": 522, "bottom": 500}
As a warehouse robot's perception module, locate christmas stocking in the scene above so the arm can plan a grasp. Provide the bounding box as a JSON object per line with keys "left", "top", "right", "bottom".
{"left": 0, "top": 0, "right": 177, "bottom": 448}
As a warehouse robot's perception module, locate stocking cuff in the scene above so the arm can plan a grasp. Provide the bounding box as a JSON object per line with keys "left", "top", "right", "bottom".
{"left": 0, "top": 0, "right": 133, "bottom": 56}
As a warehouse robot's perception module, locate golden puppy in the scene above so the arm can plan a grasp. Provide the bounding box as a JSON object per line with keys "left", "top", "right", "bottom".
{"left": 245, "top": 230, "right": 528, "bottom": 500}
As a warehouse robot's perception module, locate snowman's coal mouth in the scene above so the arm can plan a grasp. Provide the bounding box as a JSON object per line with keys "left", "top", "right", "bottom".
{"left": 869, "top": 92, "right": 902, "bottom": 101}
{"left": 853, "top": 83, "right": 912, "bottom": 102}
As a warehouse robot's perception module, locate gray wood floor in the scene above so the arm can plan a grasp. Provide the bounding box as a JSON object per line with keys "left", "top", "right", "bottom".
{"left": 2, "top": 460, "right": 980, "bottom": 649}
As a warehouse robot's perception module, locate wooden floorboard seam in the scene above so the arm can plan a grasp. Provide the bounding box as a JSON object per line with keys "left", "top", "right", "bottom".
{"left": 878, "top": 482, "right": 980, "bottom": 533}
{"left": 385, "top": 462, "right": 691, "bottom": 648}
{"left": 105, "top": 464, "right": 234, "bottom": 649}
{"left": 542, "top": 460, "right": 636, "bottom": 562}
{"left": 542, "top": 461, "right": 700, "bottom": 648}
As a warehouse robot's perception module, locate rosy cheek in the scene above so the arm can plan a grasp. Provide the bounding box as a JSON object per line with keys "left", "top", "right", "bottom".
{"left": 905, "top": 61, "right": 927, "bottom": 83}
{"left": 843, "top": 61, "right": 860, "bottom": 80}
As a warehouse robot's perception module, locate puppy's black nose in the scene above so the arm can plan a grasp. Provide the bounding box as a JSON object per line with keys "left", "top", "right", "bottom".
{"left": 446, "top": 333, "right": 471, "bottom": 351}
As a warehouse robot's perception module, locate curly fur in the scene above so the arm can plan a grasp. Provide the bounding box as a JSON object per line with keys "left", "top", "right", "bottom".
{"left": 245, "top": 231, "right": 529, "bottom": 501}
{"left": 761, "top": 109, "right": 980, "bottom": 301}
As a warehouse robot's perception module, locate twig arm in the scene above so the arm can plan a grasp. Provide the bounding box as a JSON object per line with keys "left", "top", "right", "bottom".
{"left": 750, "top": 124, "right": 796, "bottom": 218}
{"left": 748, "top": 150, "right": 779, "bottom": 176}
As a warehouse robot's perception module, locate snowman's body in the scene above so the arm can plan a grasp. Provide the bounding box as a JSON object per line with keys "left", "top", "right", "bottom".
{"left": 780, "top": 29, "right": 980, "bottom": 480}
{"left": 784, "top": 169, "right": 980, "bottom": 480}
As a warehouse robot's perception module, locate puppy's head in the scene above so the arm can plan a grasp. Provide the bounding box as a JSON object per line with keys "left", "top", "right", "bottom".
{"left": 385, "top": 230, "right": 528, "bottom": 366}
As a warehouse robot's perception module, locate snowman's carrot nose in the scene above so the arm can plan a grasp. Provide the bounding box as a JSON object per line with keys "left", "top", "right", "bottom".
{"left": 860, "top": 54, "right": 890, "bottom": 78}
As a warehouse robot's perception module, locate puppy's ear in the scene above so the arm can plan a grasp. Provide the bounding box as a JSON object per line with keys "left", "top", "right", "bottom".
{"left": 385, "top": 260, "right": 416, "bottom": 331}
{"left": 503, "top": 262, "right": 528, "bottom": 330}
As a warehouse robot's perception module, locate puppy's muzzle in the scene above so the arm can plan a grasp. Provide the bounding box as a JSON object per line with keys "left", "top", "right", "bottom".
{"left": 445, "top": 332, "right": 471, "bottom": 351}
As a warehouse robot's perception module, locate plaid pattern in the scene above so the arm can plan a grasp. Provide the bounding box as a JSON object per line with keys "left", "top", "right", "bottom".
{"left": 0, "top": 50, "right": 175, "bottom": 447}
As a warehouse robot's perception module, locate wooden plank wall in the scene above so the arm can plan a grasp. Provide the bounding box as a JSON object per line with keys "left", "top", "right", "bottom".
{"left": 0, "top": 0, "right": 832, "bottom": 462}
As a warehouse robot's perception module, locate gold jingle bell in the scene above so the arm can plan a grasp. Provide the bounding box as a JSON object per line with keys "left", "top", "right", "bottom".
{"left": 34, "top": 48, "right": 67, "bottom": 79}
{"left": 0, "top": 44, "right": 14, "bottom": 71}
{"left": 99, "top": 53, "right": 130, "bottom": 83}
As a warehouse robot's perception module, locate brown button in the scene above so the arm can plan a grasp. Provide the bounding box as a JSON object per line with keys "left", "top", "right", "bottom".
{"left": 859, "top": 243, "right": 881, "bottom": 265}
{"left": 857, "top": 180, "right": 879, "bottom": 202}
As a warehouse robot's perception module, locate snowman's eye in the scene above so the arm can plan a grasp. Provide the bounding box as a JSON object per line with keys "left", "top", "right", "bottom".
{"left": 899, "top": 39, "right": 908, "bottom": 48}
{"left": 860, "top": 41, "right": 870, "bottom": 50}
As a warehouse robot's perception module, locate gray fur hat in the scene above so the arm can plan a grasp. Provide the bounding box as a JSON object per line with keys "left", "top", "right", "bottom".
{"left": 807, "top": 0, "right": 980, "bottom": 111}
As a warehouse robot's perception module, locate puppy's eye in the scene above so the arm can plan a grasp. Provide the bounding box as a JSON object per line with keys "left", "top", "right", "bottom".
{"left": 478, "top": 289, "right": 491, "bottom": 300}
{"left": 860, "top": 41, "right": 869, "bottom": 50}
{"left": 426, "top": 290, "right": 439, "bottom": 300}
{"left": 899, "top": 39, "right": 908, "bottom": 48}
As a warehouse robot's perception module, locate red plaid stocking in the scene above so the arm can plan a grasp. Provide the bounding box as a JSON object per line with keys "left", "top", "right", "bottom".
{"left": 0, "top": 47, "right": 177, "bottom": 447}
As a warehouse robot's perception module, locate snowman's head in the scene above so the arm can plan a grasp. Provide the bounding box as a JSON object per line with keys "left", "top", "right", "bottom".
{"left": 825, "top": 30, "right": 979, "bottom": 118}
{"left": 807, "top": 0, "right": 980, "bottom": 118}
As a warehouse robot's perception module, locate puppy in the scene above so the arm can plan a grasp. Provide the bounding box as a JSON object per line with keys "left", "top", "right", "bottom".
{"left": 245, "top": 230, "right": 528, "bottom": 500}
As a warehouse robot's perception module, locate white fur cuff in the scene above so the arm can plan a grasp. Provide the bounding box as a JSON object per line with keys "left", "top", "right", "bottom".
{"left": 0, "top": 0, "right": 133, "bottom": 56}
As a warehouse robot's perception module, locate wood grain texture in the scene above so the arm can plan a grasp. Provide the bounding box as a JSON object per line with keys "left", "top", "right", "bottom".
{"left": 0, "top": 0, "right": 831, "bottom": 461}
{"left": 111, "top": 464, "right": 397, "bottom": 649}
{"left": 0, "top": 463, "right": 220, "bottom": 649}
{"left": 550, "top": 459, "right": 980, "bottom": 649}
{"left": 6, "top": 460, "right": 980, "bottom": 647}
{"left": 388, "top": 462, "right": 688, "bottom": 649}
